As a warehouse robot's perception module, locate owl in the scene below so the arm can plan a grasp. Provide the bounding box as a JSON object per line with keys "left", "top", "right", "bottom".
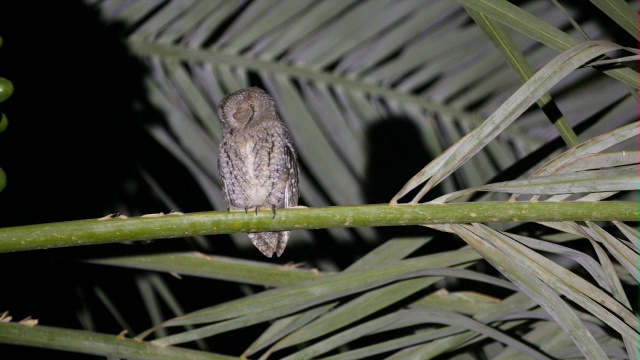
{"left": 217, "top": 87, "right": 299, "bottom": 257}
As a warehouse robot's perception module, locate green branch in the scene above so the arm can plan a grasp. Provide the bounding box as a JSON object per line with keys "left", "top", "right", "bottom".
{"left": 0, "top": 321, "right": 234, "bottom": 360}
{"left": 0, "top": 202, "right": 635, "bottom": 253}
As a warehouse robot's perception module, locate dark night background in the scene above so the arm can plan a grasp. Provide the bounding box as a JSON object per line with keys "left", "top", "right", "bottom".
{"left": 0, "top": 2, "right": 214, "bottom": 358}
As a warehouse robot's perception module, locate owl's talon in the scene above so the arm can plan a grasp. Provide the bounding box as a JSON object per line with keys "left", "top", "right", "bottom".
{"left": 255, "top": 206, "right": 260, "bottom": 216}
{"left": 244, "top": 207, "right": 249, "bottom": 214}
{"left": 271, "top": 205, "right": 277, "bottom": 219}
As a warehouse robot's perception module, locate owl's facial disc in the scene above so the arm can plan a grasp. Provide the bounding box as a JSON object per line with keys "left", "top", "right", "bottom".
{"left": 231, "top": 104, "right": 254, "bottom": 127}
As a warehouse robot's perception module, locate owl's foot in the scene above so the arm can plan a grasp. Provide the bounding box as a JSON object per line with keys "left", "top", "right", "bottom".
{"left": 232, "top": 206, "right": 259, "bottom": 215}
{"left": 250, "top": 205, "right": 276, "bottom": 219}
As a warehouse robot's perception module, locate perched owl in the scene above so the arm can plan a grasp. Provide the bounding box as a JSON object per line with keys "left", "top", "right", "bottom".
{"left": 217, "top": 87, "right": 299, "bottom": 257}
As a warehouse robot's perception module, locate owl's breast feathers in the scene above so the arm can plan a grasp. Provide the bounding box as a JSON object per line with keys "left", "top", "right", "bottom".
{"left": 219, "top": 121, "right": 298, "bottom": 209}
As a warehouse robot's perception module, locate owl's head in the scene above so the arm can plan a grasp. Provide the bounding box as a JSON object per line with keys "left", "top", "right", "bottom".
{"left": 218, "top": 87, "right": 278, "bottom": 132}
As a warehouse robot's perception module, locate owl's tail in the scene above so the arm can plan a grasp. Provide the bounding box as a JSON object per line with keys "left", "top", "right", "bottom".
{"left": 249, "top": 231, "right": 290, "bottom": 257}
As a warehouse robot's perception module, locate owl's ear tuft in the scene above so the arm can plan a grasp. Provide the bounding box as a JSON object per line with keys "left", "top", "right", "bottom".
{"left": 232, "top": 105, "right": 253, "bottom": 124}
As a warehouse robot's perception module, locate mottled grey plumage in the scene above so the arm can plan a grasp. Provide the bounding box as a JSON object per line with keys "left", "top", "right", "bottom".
{"left": 217, "top": 87, "right": 299, "bottom": 257}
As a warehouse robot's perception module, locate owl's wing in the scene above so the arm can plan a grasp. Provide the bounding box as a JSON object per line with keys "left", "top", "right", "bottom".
{"left": 217, "top": 144, "right": 232, "bottom": 208}
{"left": 284, "top": 135, "right": 299, "bottom": 208}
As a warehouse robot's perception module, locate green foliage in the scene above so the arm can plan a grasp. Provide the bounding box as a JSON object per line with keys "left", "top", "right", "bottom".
{"left": 0, "top": 77, "right": 13, "bottom": 103}
{"left": 0, "top": 1, "right": 638, "bottom": 359}
{"left": 0, "top": 39, "right": 10, "bottom": 191}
